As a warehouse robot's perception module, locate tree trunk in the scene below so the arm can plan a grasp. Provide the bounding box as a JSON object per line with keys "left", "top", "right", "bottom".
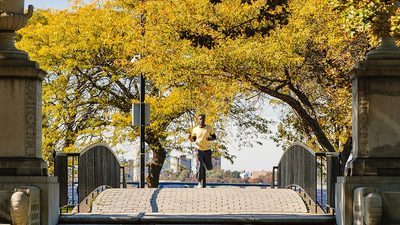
{"left": 146, "top": 136, "right": 167, "bottom": 188}
{"left": 339, "top": 137, "right": 352, "bottom": 175}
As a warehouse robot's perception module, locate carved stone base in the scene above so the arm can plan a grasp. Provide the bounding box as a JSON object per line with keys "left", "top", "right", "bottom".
{"left": 0, "top": 176, "right": 59, "bottom": 225}
{"left": 0, "top": 157, "right": 48, "bottom": 176}
{"left": 0, "top": 190, "right": 13, "bottom": 223}
{"left": 336, "top": 176, "right": 400, "bottom": 225}
{"left": 348, "top": 157, "right": 400, "bottom": 176}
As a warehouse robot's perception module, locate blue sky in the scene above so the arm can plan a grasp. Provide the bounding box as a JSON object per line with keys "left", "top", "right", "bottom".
{"left": 24, "top": 0, "right": 285, "bottom": 172}
{"left": 25, "top": 0, "right": 71, "bottom": 10}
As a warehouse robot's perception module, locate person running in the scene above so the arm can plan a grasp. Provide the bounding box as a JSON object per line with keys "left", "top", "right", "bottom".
{"left": 189, "top": 114, "right": 216, "bottom": 188}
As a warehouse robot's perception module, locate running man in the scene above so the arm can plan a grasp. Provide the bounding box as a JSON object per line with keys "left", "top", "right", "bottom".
{"left": 189, "top": 114, "right": 216, "bottom": 188}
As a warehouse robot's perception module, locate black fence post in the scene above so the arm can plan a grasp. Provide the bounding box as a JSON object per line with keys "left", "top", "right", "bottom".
{"left": 54, "top": 153, "right": 68, "bottom": 208}
{"left": 326, "top": 152, "right": 340, "bottom": 213}
{"left": 121, "top": 166, "right": 127, "bottom": 188}
{"left": 272, "top": 166, "right": 279, "bottom": 188}
{"left": 314, "top": 152, "right": 326, "bottom": 211}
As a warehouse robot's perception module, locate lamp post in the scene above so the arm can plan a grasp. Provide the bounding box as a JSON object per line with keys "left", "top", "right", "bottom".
{"left": 131, "top": 55, "right": 146, "bottom": 188}
{"left": 139, "top": 73, "right": 146, "bottom": 188}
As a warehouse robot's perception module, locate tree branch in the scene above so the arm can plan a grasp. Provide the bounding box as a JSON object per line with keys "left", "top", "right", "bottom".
{"left": 246, "top": 76, "right": 335, "bottom": 152}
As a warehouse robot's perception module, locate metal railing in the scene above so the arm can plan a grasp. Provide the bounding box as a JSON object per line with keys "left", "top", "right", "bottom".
{"left": 54, "top": 152, "right": 80, "bottom": 213}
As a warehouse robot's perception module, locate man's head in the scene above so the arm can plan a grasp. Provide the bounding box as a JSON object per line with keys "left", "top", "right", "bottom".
{"left": 197, "top": 114, "right": 206, "bottom": 127}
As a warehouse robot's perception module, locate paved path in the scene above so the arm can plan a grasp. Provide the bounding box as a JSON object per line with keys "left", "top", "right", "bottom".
{"left": 91, "top": 188, "right": 308, "bottom": 214}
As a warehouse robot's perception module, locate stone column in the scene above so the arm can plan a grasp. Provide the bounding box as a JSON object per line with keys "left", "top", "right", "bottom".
{"left": 0, "top": 60, "right": 48, "bottom": 176}
{"left": 336, "top": 38, "right": 400, "bottom": 225}
{"left": 348, "top": 37, "right": 400, "bottom": 176}
{"left": 0, "top": 1, "right": 59, "bottom": 225}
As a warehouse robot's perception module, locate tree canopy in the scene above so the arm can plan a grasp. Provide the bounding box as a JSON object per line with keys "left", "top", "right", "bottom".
{"left": 17, "top": 1, "right": 270, "bottom": 185}
{"left": 17, "top": 0, "right": 399, "bottom": 181}
{"left": 124, "top": 0, "right": 369, "bottom": 165}
{"left": 338, "top": 0, "right": 400, "bottom": 39}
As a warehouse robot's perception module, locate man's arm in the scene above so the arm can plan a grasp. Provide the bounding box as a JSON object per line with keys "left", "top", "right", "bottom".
{"left": 207, "top": 134, "right": 216, "bottom": 141}
{"left": 207, "top": 126, "right": 216, "bottom": 141}
{"left": 189, "top": 133, "right": 196, "bottom": 142}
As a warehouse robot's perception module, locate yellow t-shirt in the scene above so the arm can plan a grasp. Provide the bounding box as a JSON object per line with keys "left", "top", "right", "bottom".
{"left": 191, "top": 125, "right": 215, "bottom": 151}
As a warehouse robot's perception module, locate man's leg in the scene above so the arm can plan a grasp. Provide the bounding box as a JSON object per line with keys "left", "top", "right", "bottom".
{"left": 201, "top": 150, "right": 213, "bottom": 188}
{"left": 204, "top": 150, "right": 213, "bottom": 170}
{"left": 197, "top": 150, "right": 206, "bottom": 185}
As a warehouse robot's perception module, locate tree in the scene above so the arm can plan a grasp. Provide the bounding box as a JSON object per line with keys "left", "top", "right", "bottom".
{"left": 19, "top": 0, "right": 371, "bottom": 184}
{"left": 135, "top": 0, "right": 370, "bottom": 171}
{"left": 18, "top": 1, "right": 268, "bottom": 186}
{"left": 177, "top": 169, "right": 191, "bottom": 181}
{"left": 338, "top": 0, "right": 400, "bottom": 40}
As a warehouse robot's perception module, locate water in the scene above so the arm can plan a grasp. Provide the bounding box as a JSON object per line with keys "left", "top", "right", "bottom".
{"left": 317, "top": 189, "right": 328, "bottom": 210}
{"left": 68, "top": 185, "right": 78, "bottom": 205}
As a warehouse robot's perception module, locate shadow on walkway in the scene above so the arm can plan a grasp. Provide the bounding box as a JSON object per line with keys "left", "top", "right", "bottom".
{"left": 150, "top": 188, "right": 161, "bottom": 212}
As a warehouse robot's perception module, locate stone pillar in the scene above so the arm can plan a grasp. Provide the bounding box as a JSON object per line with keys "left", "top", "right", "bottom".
{"left": 0, "top": 60, "right": 48, "bottom": 176}
{"left": 348, "top": 37, "right": 400, "bottom": 176}
{"left": 336, "top": 37, "right": 400, "bottom": 225}
{"left": 0, "top": 1, "right": 59, "bottom": 225}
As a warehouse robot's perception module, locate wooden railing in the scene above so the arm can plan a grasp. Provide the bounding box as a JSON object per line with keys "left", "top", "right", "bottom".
{"left": 54, "top": 143, "right": 126, "bottom": 210}
{"left": 286, "top": 184, "right": 324, "bottom": 214}
{"left": 75, "top": 185, "right": 111, "bottom": 213}
{"left": 274, "top": 143, "right": 340, "bottom": 213}
{"left": 277, "top": 143, "right": 317, "bottom": 202}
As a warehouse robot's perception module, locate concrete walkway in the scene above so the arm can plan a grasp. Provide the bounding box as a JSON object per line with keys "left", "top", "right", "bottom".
{"left": 91, "top": 188, "right": 309, "bottom": 214}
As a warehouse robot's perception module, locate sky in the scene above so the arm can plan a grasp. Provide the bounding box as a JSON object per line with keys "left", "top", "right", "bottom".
{"left": 221, "top": 121, "right": 283, "bottom": 171}
{"left": 24, "top": 0, "right": 285, "bottom": 172}
{"left": 25, "top": 0, "right": 71, "bottom": 10}
{"left": 121, "top": 103, "right": 285, "bottom": 172}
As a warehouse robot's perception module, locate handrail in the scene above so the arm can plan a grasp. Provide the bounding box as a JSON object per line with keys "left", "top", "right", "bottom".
{"left": 77, "top": 185, "right": 111, "bottom": 213}
{"left": 275, "top": 143, "right": 340, "bottom": 214}
{"left": 62, "top": 185, "right": 112, "bottom": 214}
{"left": 286, "top": 184, "right": 325, "bottom": 214}
{"left": 54, "top": 146, "right": 127, "bottom": 210}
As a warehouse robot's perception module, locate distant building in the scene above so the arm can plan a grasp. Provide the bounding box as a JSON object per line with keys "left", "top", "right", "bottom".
{"left": 162, "top": 154, "right": 179, "bottom": 173}
{"left": 124, "top": 159, "right": 135, "bottom": 182}
{"left": 212, "top": 156, "right": 221, "bottom": 170}
{"left": 178, "top": 155, "right": 192, "bottom": 173}
{"left": 251, "top": 170, "right": 270, "bottom": 179}
{"left": 240, "top": 171, "right": 251, "bottom": 179}
{"left": 133, "top": 150, "right": 151, "bottom": 181}
{"left": 191, "top": 155, "right": 220, "bottom": 173}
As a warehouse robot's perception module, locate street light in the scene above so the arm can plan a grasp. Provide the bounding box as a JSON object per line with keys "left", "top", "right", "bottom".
{"left": 131, "top": 55, "right": 146, "bottom": 188}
